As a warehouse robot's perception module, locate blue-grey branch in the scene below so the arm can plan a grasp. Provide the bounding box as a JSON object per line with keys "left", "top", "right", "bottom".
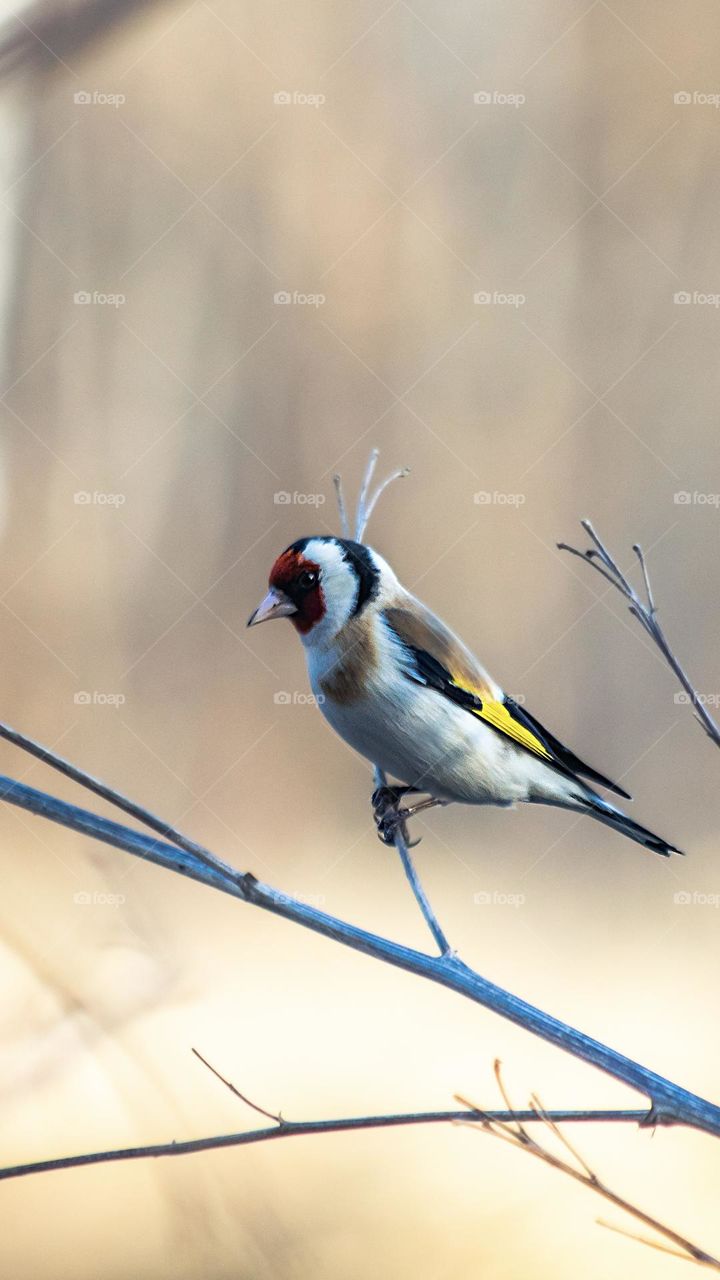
{"left": 558, "top": 519, "right": 720, "bottom": 747}
{"left": 1, "top": 772, "right": 719, "bottom": 1139}
{"left": 0, "top": 1109, "right": 651, "bottom": 1183}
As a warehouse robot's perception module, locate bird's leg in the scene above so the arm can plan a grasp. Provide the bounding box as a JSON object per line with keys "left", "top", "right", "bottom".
{"left": 370, "top": 783, "right": 416, "bottom": 813}
{"left": 368, "top": 778, "right": 420, "bottom": 808}
{"left": 372, "top": 785, "right": 416, "bottom": 845}
{"left": 399, "top": 796, "right": 448, "bottom": 821}
{"left": 372, "top": 788, "right": 446, "bottom": 848}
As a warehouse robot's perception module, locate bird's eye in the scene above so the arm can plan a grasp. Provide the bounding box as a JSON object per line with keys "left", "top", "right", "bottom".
{"left": 297, "top": 570, "right": 318, "bottom": 591}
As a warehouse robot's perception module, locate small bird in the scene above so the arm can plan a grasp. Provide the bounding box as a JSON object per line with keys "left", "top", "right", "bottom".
{"left": 248, "top": 536, "right": 681, "bottom": 856}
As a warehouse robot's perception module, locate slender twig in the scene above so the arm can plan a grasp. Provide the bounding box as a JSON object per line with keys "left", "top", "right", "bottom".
{"left": 0, "top": 1108, "right": 652, "bottom": 1184}
{"left": 372, "top": 765, "right": 451, "bottom": 956}
{"left": 0, "top": 720, "right": 244, "bottom": 886}
{"left": 354, "top": 447, "right": 379, "bottom": 542}
{"left": 361, "top": 464, "right": 410, "bottom": 534}
{"left": 342, "top": 452, "right": 450, "bottom": 955}
{"left": 191, "top": 1049, "right": 283, "bottom": 1125}
{"left": 1, "top": 772, "right": 720, "bottom": 1138}
{"left": 558, "top": 519, "right": 720, "bottom": 747}
{"left": 332, "top": 473, "right": 350, "bottom": 539}
{"left": 457, "top": 1068, "right": 720, "bottom": 1272}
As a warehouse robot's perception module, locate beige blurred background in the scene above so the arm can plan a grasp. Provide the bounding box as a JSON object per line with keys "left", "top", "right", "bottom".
{"left": 0, "top": 1, "right": 719, "bottom": 1276}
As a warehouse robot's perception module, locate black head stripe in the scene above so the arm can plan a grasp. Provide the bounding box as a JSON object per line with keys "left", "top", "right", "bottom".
{"left": 284, "top": 536, "right": 380, "bottom": 617}
{"left": 336, "top": 539, "right": 380, "bottom": 616}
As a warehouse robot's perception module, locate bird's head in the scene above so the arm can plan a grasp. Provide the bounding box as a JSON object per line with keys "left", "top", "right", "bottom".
{"left": 248, "top": 536, "right": 389, "bottom": 646}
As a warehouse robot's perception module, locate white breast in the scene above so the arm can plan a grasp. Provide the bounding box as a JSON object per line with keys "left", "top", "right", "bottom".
{"left": 306, "top": 620, "right": 539, "bottom": 805}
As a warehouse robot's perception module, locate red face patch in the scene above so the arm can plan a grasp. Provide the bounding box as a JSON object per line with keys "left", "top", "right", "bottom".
{"left": 269, "top": 549, "right": 325, "bottom": 634}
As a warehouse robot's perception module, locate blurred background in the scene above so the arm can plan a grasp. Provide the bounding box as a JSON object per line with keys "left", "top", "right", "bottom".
{"left": 0, "top": 1, "right": 719, "bottom": 1276}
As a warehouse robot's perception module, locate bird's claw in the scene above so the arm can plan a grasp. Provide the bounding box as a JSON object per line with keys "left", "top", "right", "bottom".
{"left": 372, "top": 788, "right": 422, "bottom": 848}
{"left": 377, "top": 809, "right": 422, "bottom": 848}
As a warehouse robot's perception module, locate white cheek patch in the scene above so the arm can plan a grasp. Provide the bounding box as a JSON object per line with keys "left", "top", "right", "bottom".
{"left": 300, "top": 539, "right": 359, "bottom": 644}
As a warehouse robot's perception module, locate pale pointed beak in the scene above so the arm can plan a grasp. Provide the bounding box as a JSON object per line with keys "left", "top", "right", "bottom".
{"left": 247, "top": 587, "right": 298, "bottom": 627}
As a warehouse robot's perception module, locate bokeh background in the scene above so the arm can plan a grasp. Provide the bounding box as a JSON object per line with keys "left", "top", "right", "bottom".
{"left": 0, "top": 1, "right": 719, "bottom": 1276}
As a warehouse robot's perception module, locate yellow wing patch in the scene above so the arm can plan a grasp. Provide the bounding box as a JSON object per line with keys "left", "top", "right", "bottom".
{"left": 449, "top": 676, "right": 553, "bottom": 761}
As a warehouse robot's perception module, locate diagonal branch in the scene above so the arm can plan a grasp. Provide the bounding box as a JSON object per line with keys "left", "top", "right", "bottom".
{"left": 1, "top": 771, "right": 720, "bottom": 1138}
{"left": 558, "top": 519, "right": 720, "bottom": 747}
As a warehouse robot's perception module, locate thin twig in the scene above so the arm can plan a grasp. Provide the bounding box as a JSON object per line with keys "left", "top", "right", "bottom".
{"left": 373, "top": 766, "right": 451, "bottom": 955}
{"left": 529, "top": 1090, "right": 596, "bottom": 1181}
{"left": 0, "top": 1108, "right": 653, "bottom": 1184}
{"left": 458, "top": 1070, "right": 720, "bottom": 1272}
{"left": 332, "top": 474, "right": 350, "bottom": 538}
{"left": 192, "top": 1049, "right": 283, "bottom": 1125}
{"left": 336, "top": 452, "right": 448, "bottom": 954}
{"left": 2, "top": 771, "right": 720, "bottom": 1139}
{"left": 354, "top": 446, "right": 379, "bottom": 542}
{"left": 362, "top": 465, "right": 410, "bottom": 533}
{"left": 0, "top": 721, "right": 244, "bottom": 887}
{"left": 558, "top": 519, "right": 720, "bottom": 747}
{"left": 495, "top": 1057, "right": 528, "bottom": 1140}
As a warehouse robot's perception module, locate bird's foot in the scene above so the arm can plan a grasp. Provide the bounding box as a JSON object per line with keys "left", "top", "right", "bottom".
{"left": 371, "top": 784, "right": 409, "bottom": 812}
{"left": 371, "top": 786, "right": 421, "bottom": 848}
{"left": 376, "top": 807, "right": 420, "bottom": 848}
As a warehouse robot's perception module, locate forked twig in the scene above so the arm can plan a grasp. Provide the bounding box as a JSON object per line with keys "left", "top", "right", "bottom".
{"left": 457, "top": 1063, "right": 720, "bottom": 1271}
{"left": 558, "top": 519, "right": 720, "bottom": 747}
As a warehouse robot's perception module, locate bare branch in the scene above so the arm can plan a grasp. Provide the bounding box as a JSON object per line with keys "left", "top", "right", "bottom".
{"left": 459, "top": 1089, "right": 720, "bottom": 1271}
{"left": 1, "top": 771, "right": 720, "bottom": 1139}
{"left": 0, "top": 1106, "right": 653, "bottom": 1184}
{"left": 558, "top": 520, "right": 720, "bottom": 747}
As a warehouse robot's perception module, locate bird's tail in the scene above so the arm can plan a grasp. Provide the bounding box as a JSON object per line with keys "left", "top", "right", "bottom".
{"left": 578, "top": 789, "right": 683, "bottom": 857}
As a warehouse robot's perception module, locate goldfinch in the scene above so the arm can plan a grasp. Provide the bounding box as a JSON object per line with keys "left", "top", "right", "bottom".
{"left": 248, "top": 536, "right": 681, "bottom": 856}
